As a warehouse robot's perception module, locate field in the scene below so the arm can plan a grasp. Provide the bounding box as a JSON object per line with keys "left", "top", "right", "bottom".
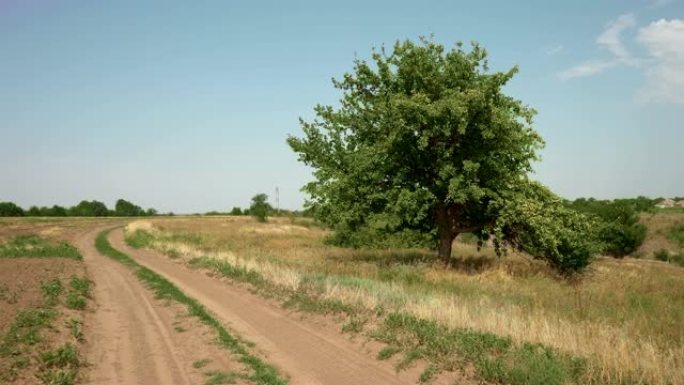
{"left": 1, "top": 215, "right": 683, "bottom": 385}
{"left": 123, "top": 214, "right": 684, "bottom": 385}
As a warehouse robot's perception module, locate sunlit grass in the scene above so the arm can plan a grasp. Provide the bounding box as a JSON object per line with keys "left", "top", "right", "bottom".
{"left": 126, "top": 216, "right": 684, "bottom": 384}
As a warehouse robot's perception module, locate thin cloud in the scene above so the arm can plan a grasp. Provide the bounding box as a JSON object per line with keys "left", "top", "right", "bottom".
{"left": 546, "top": 44, "right": 564, "bottom": 56}
{"left": 636, "top": 18, "right": 684, "bottom": 103}
{"left": 596, "top": 13, "right": 638, "bottom": 65}
{"left": 558, "top": 13, "right": 637, "bottom": 80}
{"left": 558, "top": 60, "right": 617, "bottom": 80}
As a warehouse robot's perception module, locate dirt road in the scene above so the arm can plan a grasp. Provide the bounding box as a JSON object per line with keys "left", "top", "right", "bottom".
{"left": 108, "top": 228, "right": 419, "bottom": 385}
{"left": 76, "top": 227, "right": 238, "bottom": 385}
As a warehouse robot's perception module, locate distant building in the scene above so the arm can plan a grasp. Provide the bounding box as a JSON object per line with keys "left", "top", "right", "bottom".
{"left": 656, "top": 198, "right": 676, "bottom": 208}
{"left": 677, "top": 200, "right": 684, "bottom": 208}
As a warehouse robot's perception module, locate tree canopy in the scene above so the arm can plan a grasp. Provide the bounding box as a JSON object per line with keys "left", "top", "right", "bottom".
{"left": 288, "top": 38, "right": 597, "bottom": 273}
{"left": 250, "top": 193, "right": 272, "bottom": 223}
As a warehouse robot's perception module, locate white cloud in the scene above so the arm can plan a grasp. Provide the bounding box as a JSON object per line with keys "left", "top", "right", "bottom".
{"left": 546, "top": 44, "right": 564, "bottom": 56}
{"left": 636, "top": 19, "right": 684, "bottom": 103}
{"left": 558, "top": 60, "right": 617, "bottom": 80}
{"left": 596, "top": 13, "right": 638, "bottom": 65}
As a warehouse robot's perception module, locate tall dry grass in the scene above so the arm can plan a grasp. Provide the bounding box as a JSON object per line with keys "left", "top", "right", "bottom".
{"left": 127, "top": 216, "right": 684, "bottom": 384}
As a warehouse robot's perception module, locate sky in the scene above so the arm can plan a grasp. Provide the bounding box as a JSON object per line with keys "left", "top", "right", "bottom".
{"left": 1, "top": 0, "right": 683, "bottom": 213}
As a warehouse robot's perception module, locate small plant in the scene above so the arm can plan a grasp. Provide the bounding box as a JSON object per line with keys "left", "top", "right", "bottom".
{"left": 69, "top": 276, "right": 91, "bottom": 298}
{"left": 41, "top": 279, "right": 63, "bottom": 306}
{"left": 65, "top": 292, "right": 86, "bottom": 310}
{"left": 66, "top": 319, "right": 84, "bottom": 343}
{"left": 193, "top": 358, "right": 211, "bottom": 369}
{"left": 36, "top": 368, "right": 77, "bottom": 385}
{"left": 40, "top": 344, "right": 80, "bottom": 368}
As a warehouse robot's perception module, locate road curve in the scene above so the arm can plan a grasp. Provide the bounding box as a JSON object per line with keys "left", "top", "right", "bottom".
{"left": 109, "top": 228, "right": 419, "bottom": 385}
{"left": 75, "top": 227, "right": 195, "bottom": 385}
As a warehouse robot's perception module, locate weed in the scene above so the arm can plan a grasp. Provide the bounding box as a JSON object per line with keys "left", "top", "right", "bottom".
{"left": 419, "top": 365, "right": 439, "bottom": 383}
{"left": 377, "top": 346, "right": 401, "bottom": 360}
{"left": 204, "top": 370, "right": 238, "bottom": 385}
{"left": 341, "top": 316, "right": 365, "bottom": 333}
{"left": 40, "top": 344, "right": 81, "bottom": 368}
{"left": 193, "top": 358, "right": 211, "bottom": 368}
{"left": 66, "top": 319, "right": 84, "bottom": 343}
{"left": 65, "top": 292, "right": 86, "bottom": 310}
{"left": 41, "top": 279, "right": 63, "bottom": 306}
{"left": 174, "top": 325, "right": 187, "bottom": 333}
{"left": 36, "top": 368, "right": 77, "bottom": 385}
{"left": 0, "top": 284, "right": 19, "bottom": 304}
{"left": 69, "top": 276, "right": 91, "bottom": 297}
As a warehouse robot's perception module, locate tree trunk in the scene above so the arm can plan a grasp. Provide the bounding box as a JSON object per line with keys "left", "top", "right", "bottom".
{"left": 438, "top": 228, "right": 457, "bottom": 264}
{"left": 436, "top": 204, "right": 458, "bottom": 265}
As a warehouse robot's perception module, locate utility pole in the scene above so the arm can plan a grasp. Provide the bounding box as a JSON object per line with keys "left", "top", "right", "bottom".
{"left": 275, "top": 186, "right": 280, "bottom": 215}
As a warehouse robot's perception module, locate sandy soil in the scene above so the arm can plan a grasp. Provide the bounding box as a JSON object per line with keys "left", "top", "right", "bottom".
{"left": 75, "top": 227, "right": 244, "bottom": 385}
{"left": 108, "top": 228, "right": 427, "bottom": 385}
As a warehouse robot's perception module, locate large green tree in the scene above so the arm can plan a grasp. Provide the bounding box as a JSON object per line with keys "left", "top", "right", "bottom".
{"left": 288, "top": 38, "right": 597, "bottom": 271}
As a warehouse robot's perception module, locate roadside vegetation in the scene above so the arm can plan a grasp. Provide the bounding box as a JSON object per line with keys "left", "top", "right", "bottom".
{"left": 0, "top": 235, "right": 90, "bottom": 385}
{"left": 125, "top": 217, "right": 684, "bottom": 384}
{"left": 95, "top": 229, "right": 288, "bottom": 385}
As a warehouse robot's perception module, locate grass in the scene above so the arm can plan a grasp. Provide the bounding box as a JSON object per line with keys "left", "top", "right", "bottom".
{"left": 95, "top": 228, "right": 288, "bottom": 385}
{"left": 124, "top": 216, "right": 684, "bottom": 385}
{"left": 0, "top": 235, "right": 82, "bottom": 260}
{"left": 193, "top": 358, "right": 211, "bottom": 368}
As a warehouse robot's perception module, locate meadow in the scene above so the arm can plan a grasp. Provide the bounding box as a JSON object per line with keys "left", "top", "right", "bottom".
{"left": 124, "top": 215, "right": 684, "bottom": 385}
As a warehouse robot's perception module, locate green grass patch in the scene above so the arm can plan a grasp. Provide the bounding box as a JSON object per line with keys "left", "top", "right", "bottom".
{"left": 371, "top": 312, "right": 586, "bottom": 385}
{"left": 0, "top": 235, "right": 82, "bottom": 260}
{"left": 95, "top": 229, "right": 288, "bottom": 385}
{"left": 125, "top": 229, "right": 155, "bottom": 249}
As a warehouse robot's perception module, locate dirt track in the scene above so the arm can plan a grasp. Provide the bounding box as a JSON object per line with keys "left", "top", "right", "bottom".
{"left": 76, "top": 227, "right": 239, "bottom": 385}
{"left": 107, "top": 228, "right": 419, "bottom": 385}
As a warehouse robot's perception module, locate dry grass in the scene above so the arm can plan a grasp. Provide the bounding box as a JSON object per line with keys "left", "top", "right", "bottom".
{"left": 128, "top": 216, "right": 684, "bottom": 385}
{"left": 639, "top": 212, "right": 684, "bottom": 257}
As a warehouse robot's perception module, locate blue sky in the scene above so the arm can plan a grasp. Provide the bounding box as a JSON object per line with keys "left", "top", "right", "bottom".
{"left": 1, "top": 0, "right": 682, "bottom": 213}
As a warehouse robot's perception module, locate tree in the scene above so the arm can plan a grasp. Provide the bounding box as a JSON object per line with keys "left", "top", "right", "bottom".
{"left": 69, "top": 200, "right": 109, "bottom": 217}
{"left": 0, "top": 202, "right": 24, "bottom": 217}
{"left": 249, "top": 194, "right": 271, "bottom": 223}
{"left": 230, "top": 207, "right": 243, "bottom": 216}
{"left": 288, "top": 38, "right": 596, "bottom": 271}
{"left": 114, "top": 199, "right": 145, "bottom": 217}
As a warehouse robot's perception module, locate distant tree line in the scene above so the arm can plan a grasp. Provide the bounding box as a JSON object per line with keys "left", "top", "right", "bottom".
{"left": 0, "top": 199, "right": 158, "bottom": 217}
{"left": 564, "top": 196, "right": 655, "bottom": 258}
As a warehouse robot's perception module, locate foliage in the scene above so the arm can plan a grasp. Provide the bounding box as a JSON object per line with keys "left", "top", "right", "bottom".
{"left": 490, "top": 182, "right": 600, "bottom": 273}
{"left": 566, "top": 198, "right": 647, "bottom": 257}
{"left": 288, "top": 37, "right": 595, "bottom": 271}
{"left": 250, "top": 194, "right": 272, "bottom": 223}
{"left": 68, "top": 200, "right": 110, "bottom": 217}
{"left": 0, "top": 201, "right": 25, "bottom": 216}
{"left": 114, "top": 199, "right": 145, "bottom": 216}
{"left": 230, "top": 206, "right": 243, "bottom": 215}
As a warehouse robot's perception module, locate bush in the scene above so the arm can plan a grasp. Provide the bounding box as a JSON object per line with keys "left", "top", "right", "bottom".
{"left": 566, "top": 198, "right": 647, "bottom": 257}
